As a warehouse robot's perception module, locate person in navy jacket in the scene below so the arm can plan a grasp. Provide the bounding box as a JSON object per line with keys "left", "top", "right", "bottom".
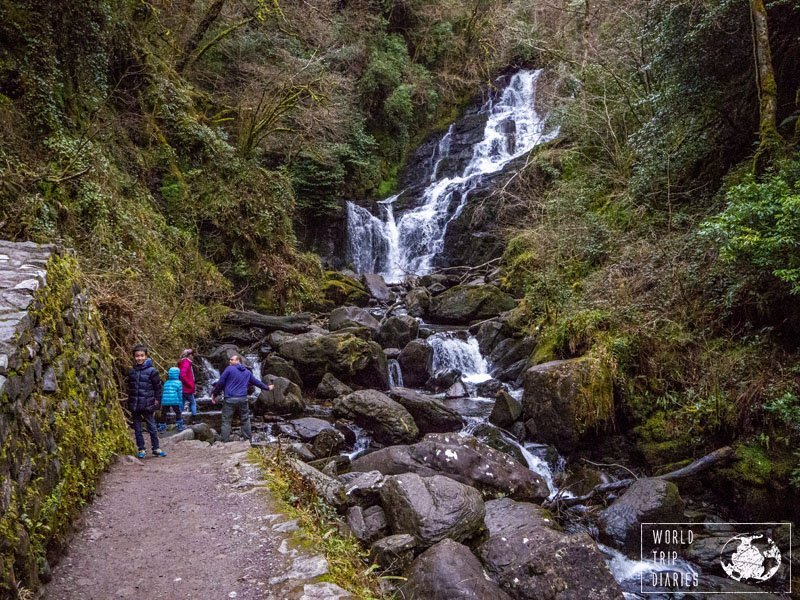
{"left": 127, "top": 345, "right": 166, "bottom": 458}
{"left": 211, "top": 353, "right": 273, "bottom": 442}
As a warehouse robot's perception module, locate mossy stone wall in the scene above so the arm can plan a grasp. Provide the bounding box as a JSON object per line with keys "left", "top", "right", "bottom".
{"left": 0, "top": 242, "right": 132, "bottom": 596}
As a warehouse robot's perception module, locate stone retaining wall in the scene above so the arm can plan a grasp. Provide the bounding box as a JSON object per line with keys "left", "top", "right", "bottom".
{"left": 0, "top": 241, "right": 132, "bottom": 595}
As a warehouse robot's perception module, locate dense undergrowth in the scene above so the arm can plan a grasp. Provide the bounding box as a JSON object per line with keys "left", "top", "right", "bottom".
{"left": 496, "top": 0, "right": 800, "bottom": 509}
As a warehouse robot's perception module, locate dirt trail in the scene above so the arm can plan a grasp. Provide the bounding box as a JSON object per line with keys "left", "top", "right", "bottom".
{"left": 42, "top": 436, "right": 353, "bottom": 600}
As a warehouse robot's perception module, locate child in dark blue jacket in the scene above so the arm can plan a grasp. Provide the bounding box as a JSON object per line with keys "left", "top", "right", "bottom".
{"left": 127, "top": 345, "right": 166, "bottom": 458}
{"left": 211, "top": 353, "right": 273, "bottom": 442}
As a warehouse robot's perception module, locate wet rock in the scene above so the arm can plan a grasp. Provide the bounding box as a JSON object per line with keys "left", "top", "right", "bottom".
{"left": 469, "top": 423, "right": 527, "bottom": 466}
{"left": 351, "top": 433, "right": 550, "bottom": 501}
{"left": 399, "top": 538, "right": 512, "bottom": 600}
{"left": 380, "top": 473, "right": 485, "bottom": 547}
{"left": 405, "top": 287, "right": 430, "bottom": 317}
{"left": 489, "top": 389, "right": 522, "bottom": 428}
{"left": 369, "top": 534, "right": 417, "bottom": 575}
{"left": 397, "top": 340, "right": 433, "bottom": 387}
{"left": 387, "top": 387, "right": 464, "bottom": 434}
{"left": 598, "top": 478, "right": 685, "bottom": 555}
{"left": 315, "top": 372, "right": 353, "bottom": 400}
{"left": 311, "top": 428, "right": 346, "bottom": 459}
{"left": 377, "top": 315, "right": 419, "bottom": 349}
{"left": 521, "top": 356, "right": 614, "bottom": 452}
{"left": 289, "top": 417, "right": 334, "bottom": 441}
{"left": 425, "top": 368, "right": 460, "bottom": 393}
{"left": 347, "top": 505, "right": 389, "bottom": 545}
{"left": 263, "top": 354, "right": 304, "bottom": 388}
{"left": 207, "top": 344, "right": 240, "bottom": 371}
{"left": 444, "top": 379, "right": 467, "bottom": 398}
{"left": 475, "top": 377, "right": 502, "bottom": 397}
{"left": 478, "top": 497, "right": 624, "bottom": 600}
{"left": 333, "top": 390, "right": 419, "bottom": 445}
{"left": 428, "top": 284, "right": 516, "bottom": 324}
{"left": 272, "top": 330, "right": 388, "bottom": 389}
{"left": 489, "top": 336, "right": 536, "bottom": 375}
{"left": 362, "top": 273, "right": 395, "bottom": 302}
{"left": 383, "top": 347, "right": 401, "bottom": 360}
{"left": 328, "top": 306, "right": 381, "bottom": 336}
{"left": 254, "top": 376, "right": 305, "bottom": 416}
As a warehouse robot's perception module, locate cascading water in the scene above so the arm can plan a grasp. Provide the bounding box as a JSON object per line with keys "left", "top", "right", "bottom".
{"left": 198, "top": 358, "right": 220, "bottom": 399}
{"left": 346, "top": 69, "right": 558, "bottom": 282}
{"left": 428, "top": 332, "right": 491, "bottom": 383}
{"left": 387, "top": 359, "right": 404, "bottom": 388}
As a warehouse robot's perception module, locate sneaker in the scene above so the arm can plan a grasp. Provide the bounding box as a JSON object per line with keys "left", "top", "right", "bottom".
{"left": 153, "top": 448, "right": 167, "bottom": 457}
{"left": 136, "top": 449, "right": 146, "bottom": 459}
{"left": 157, "top": 424, "right": 167, "bottom": 433}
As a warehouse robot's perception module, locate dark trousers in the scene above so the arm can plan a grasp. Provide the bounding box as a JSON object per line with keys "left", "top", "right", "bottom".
{"left": 131, "top": 410, "right": 159, "bottom": 451}
{"left": 159, "top": 404, "right": 183, "bottom": 425}
{"left": 220, "top": 397, "right": 251, "bottom": 442}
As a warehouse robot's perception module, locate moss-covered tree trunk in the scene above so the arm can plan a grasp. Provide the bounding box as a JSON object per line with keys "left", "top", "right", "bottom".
{"left": 751, "top": 0, "right": 783, "bottom": 169}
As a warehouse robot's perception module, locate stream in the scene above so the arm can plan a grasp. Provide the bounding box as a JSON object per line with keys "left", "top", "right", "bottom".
{"left": 185, "top": 69, "right": 790, "bottom": 598}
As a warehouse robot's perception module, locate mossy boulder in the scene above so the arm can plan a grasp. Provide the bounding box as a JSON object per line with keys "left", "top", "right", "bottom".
{"left": 333, "top": 390, "right": 419, "bottom": 445}
{"left": 319, "top": 271, "right": 370, "bottom": 308}
{"left": 428, "top": 284, "right": 517, "bottom": 324}
{"left": 272, "top": 330, "right": 388, "bottom": 389}
{"left": 521, "top": 355, "right": 614, "bottom": 452}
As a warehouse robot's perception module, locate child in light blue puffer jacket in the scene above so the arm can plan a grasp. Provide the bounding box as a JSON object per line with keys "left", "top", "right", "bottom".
{"left": 158, "top": 367, "right": 185, "bottom": 432}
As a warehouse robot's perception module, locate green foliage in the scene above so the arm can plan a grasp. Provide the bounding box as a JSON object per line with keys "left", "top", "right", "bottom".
{"left": 255, "top": 447, "right": 387, "bottom": 599}
{"left": 702, "top": 159, "right": 800, "bottom": 292}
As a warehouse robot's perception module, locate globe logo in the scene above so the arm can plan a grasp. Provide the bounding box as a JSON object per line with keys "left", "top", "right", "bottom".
{"left": 720, "top": 534, "right": 782, "bottom": 582}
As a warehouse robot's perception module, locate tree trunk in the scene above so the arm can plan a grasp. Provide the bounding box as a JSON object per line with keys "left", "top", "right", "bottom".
{"left": 223, "top": 310, "right": 313, "bottom": 334}
{"left": 751, "top": 0, "right": 783, "bottom": 168}
{"left": 178, "top": 0, "right": 227, "bottom": 72}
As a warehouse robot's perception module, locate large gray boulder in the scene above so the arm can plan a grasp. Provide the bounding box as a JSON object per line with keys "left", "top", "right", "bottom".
{"left": 253, "top": 376, "right": 305, "bottom": 416}
{"left": 377, "top": 315, "right": 419, "bottom": 349}
{"left": 405, "top": 287, "right": 431, "bottom": 317}
{"left": 387, "top": 387, "right": 464, "bottom": 434}
{"left": 380, "top": 473, "right": 485, "bottom": 547}
{"left": 598, "top": 478, "right": 685, "bottom": 555}
{"left": 399, "top": 539, "right": 513, "bottom": 600}
{"left": 490, "top": 336, "right": 536, "bottom": 382}
{"left": 521, "top": 356, "right": 614, "bottom": 452}
{"left": 362, "top": 273, "right": 395, "bottom": 302}
{"left": 333, "top": 390, "right": 419, "bottom": 445}
{"left": 351, "top": 433, "right": 549, "bottom": 501}
{"left": 489, "top": 389, "right": 522, "bottom": 429}
{"left": 272, "top": 330, "right": 388, "bottom": 389}
{"left": 315, "top": 372, "right": 353, "bottom": 399}
{"left": 479, "top": 498, "right": 624, "bottom": 600}
{"left": 347, "top": 505, "right": 388, "bottom": 545}
{"left": 428, "top": 284, "right": 516, "bottom": 324}
{"left": 328, "top": 306, "right": 381, "bottom": 336}
{"left": 284, "top": 417, "right": 333, "bottom": 441}
{"left": 397, "top": 339, "right": 433, "bottom": 387}
{"left": 262, "top": 354, "right": 304, "bottom": 388}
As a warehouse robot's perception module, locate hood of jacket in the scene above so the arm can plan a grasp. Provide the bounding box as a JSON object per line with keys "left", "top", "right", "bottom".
{"left": 133, "top": 357, "right": 153, "bottom": 370}
{"left": 167, "top": 366, "right": 180, "bottom": 380}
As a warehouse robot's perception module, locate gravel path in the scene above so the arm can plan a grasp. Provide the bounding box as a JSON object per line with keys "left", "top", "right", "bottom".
{"left": 42, "top": 437, "right": 353, "bottom": 600}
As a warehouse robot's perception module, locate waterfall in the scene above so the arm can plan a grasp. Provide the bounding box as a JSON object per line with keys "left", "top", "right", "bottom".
{"left": 346, "top": 69, "right": 558, "bottom": 283}
{"left": 388, "top": 359, "right": 404, "bottom": 388}
{"left": 198, "top": 358, "right": 220, "bottom": 399}
{"left": 428, "top": 333, "right": 491, "bottom": 383}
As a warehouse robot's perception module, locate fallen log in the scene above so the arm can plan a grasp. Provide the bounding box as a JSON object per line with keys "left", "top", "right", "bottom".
{"left": 546, "top": 446, "right": 734, "bottom": 509}
{"left": 223, "top": 310, "right": 312, "bottom": 334}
